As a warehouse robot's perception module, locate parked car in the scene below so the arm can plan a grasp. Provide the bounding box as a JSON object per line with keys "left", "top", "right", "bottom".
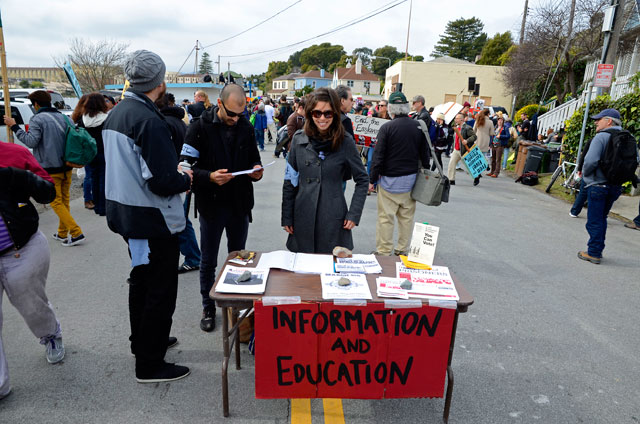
{"left": 0, "top": 88, "right": 71, "bottom": 111}
{"left": 0, "top": 98, "right": 36, "bottom": 148}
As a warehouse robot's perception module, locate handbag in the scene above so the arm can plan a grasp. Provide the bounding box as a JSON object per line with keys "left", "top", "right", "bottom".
{"left": 411, "top": 120, "right": 450, "bottom": 206}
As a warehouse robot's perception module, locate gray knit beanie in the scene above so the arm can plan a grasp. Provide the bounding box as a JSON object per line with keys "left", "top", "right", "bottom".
{"left": 124, "top": 50, "right": 166, "bottom": 92}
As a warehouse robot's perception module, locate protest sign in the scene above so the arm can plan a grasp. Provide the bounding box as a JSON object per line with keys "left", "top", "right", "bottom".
{"left": 254, "top": 301, "right": 455, "bottom": 399}
{"left": 461, "top": 145, "right": 488, "bottom": 179}
{"left": 347, "top": 114, "right": 390, "bottom": 147}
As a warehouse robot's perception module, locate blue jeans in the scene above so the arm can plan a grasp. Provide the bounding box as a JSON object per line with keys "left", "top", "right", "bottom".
{"left": 178, "top": 193, "right": 201, "bottom": 267}
{"left": 502, "top": 147, "right": 510, "bottom": 168}
{"left": 83, "top": 164, "right": 93, "bottom": 202}
{"left": 199, "top": 209, "right": 249, "bottom": 309}
{"left": 585, "top": 184, "right": 622, "bottom": 258}
{"left": 367, "top": 145, "right": 377, "bottom": 188}
{"left": 570, "top": 179, "right": 587, "bottom": 216}
{"left": 255, "top": 128, "right": 265, "bottom": 150}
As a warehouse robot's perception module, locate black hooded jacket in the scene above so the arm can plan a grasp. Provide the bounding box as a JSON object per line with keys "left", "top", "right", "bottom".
{"left": 160, "top": 106, "right": 188, "bottom": 157}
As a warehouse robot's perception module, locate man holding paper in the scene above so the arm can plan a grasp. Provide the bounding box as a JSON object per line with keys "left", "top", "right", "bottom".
{"left": 181, "top": 83, "right": 263, "bottom": 332}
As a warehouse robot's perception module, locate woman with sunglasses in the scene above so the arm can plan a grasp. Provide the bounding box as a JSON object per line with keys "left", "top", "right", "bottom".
{"left": 282, "top": 87, "right": 368, "bottom": 254}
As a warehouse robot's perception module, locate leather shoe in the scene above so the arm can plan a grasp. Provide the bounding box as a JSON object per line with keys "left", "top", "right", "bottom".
{"left": 578, "top": 251, "right": 601, "bottom": 264}
{"left": 624, "top": 222, "right": 640, "bottom": 231}
{"left": 200, "top": 308, "right": 216, "bottom": 332}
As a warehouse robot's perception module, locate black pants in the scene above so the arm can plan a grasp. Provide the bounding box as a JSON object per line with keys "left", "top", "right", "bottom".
{"left": 128, "top": 236, "right": 179, "bottom": 372}
{"left": 431, "top": 149, "right": 444, "bottom": 171}
{"left": 199, "top": 208, "right": 249, "bottom": 310}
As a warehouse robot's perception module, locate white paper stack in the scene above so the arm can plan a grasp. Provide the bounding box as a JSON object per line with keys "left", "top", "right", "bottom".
{"left": 257, "top": 251, "right": 334, "bottom": 274}
{"left": 215, "top": 266, "right": 270, "bottom": 294}
{"left": 336, "top": 254, "right": 382, "bottom": 274}
{"left": 376, "top": 277, "right": 410, "bottom": 299}
{"left": 320, "top": 273, "right": 372, "bottom": 300}
{"left": 395, "top": 263, "right": 459, "bottom": 301}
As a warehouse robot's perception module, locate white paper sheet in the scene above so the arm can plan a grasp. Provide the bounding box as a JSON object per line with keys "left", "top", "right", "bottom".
{"left": 256, "top": 251, "right": 334, "bottom": 274}
{"left": 215, "top": 266, "right": 270, "bottom": 294}
{"left": 336, "top": 254, "right": 382, "bottom": 274}
{"left": 321, "top": 273, "right": 372, "bottom": 300}
{"left": 395, "top": 263, "right": 459, "bottom": 301}
{"left": 231, "top": 161, "right": 275, "bottom": 176}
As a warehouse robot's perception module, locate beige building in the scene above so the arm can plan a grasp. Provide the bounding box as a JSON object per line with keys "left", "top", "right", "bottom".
{"left": 7, "top": 67, "right": 67, "bottom": 84}
{"left": 268, "top": 73, "right": 300, "bottom": 98}
{"left": 384, "top": 57, "right": 513, "bottom": 109}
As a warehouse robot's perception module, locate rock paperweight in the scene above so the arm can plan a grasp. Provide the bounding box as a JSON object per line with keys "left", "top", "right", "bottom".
{"left": 332, "top": 246, "right": 353, "bottom": 258}
{"left": 400, "top": 279, "right": 412, "bottom": 290}
{"left": 338, "top": 277, "right": 351, "bottom": 286}
{"left": 236, "top": 271, "right": 252, "bottom": 282}
{"left": 238, "top": 250, "right": 251, "bottom": 259}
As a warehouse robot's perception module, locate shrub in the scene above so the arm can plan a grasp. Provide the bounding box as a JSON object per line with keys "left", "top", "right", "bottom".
{"left": 515, "top": 104, "right": 548, "bottom": 123}
{"left": 562, "top": 90, "right": 640, "bottom": 163}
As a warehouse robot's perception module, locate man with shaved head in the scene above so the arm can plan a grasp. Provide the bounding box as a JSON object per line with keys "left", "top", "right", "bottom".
{"left": 181, "top": 83, "right": 263, "bottom": 332}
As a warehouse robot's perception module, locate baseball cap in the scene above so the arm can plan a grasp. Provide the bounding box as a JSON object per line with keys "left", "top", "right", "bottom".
{"left": 389, "top": 91, "right": 408, "bottom": 104}
{"left": 591, "top": 108, "right": 621, "bottom": 120}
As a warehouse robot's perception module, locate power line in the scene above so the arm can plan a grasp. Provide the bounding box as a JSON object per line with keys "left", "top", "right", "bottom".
{"left": 200, "top": 0, "right": 303, "bottom": 49}
{"left": 219, "top": 0, "right": 408, "bottom": 59}
{"left": 176, "top": 45, "right": 196, "bottom": 74}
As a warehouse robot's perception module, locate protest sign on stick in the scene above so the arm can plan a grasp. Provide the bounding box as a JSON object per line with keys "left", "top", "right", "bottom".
{"left": 347, "top": 114, "right": 390, "bottom": 147}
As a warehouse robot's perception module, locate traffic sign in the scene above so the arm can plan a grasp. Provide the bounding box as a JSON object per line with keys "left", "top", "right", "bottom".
{"left": 594, "top": 64, "right": 614, "bottom": 88}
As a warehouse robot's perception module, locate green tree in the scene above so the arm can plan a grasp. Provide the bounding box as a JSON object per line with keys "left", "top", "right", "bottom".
{"left": 30, "top": 81, "right": 44, "bottom": 88}
{"left": 431, "top": 17, "right": 488, "bottom": 62}
{"left": 288, "top": 50, "right": 303, "bottom": 68}
{"left": 294, "top": 85, "right": 314, "bottom": 97}
{"left": 352, "top": 47, "right": 373, "bottom": 66}
{"left": 198, "top": 52, "right": 213, "bottom": 74}
{"left": 19, "top": 80, "right": 30, "bottom": 88}
{"left": 476, "top": 32, "right": 514, "bottom": 65}
{"left": 371, "top": 45, "right": 404, "bottom": 76}
{"left": 299, "top": 43, "right": 345, "bottom": 70}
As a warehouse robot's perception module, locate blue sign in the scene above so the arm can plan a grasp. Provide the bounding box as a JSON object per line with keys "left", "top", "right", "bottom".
{"left": 63, "top": 63, "right": 83, "bottom": 98}
{"left": 462, "top": 145, "right": 489, "bottom": 179}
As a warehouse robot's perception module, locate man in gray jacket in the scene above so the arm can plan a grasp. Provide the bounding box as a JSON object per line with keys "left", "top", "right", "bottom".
{"left": 4, "top": 91, "right": 85, "bottom": 246}
{"left": 578, "top": 108, "right": 625, "bottom": 264}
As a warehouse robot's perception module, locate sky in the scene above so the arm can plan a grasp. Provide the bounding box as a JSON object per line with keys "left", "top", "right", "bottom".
{"left": 1, "top": 0, "right": 531, "bottom": 76}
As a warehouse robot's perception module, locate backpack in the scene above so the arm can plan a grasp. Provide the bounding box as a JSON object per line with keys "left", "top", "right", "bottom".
{"left": 516, "top": 171, "right": 538, "bottom": 186}
{"left": 599, "top": 129, "right": 639, "bottom": 185}
{"left": 62, "top": 115, "right": 97, "bottom": 168}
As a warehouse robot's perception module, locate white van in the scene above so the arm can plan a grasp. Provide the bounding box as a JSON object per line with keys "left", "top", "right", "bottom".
{"left": 0, "top": 98, "right": 36, "bottom": 148}
{"left": 0, "top": 89, "right": 71, "bottom": 112}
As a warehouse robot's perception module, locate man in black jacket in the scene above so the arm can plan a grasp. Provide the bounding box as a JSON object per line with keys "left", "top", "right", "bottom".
{"left": 411, "top": 95, "right": 433, "bottom": 129}
{"left": 181, "top": 83, "right": 263, "bottom": 332}
{"left": 369, "top": 91, "right": 430, "bottom": 256}
{"left": 0, "top": 142, "right": 64, "bottom": 400}
{"left": 103, "top": 50, "right": 193, "bottom": 383}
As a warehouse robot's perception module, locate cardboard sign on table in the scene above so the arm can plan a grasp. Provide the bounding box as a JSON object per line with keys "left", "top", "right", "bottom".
{"left": 408, "top": 223, "right": 439, "bottom": 267}
{"left": 254, "top": 301, "right": 455, "bottom": 399}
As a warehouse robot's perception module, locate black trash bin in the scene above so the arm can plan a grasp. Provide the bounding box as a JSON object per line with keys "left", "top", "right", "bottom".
{"left": 523, "top": 146, "right": 546, "bottom": 174}
{"left": 547, "top": 148, "right": 561, "bottom": 173}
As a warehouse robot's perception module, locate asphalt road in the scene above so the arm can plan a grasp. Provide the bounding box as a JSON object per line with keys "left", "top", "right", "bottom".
{"left": 1, "top": 146, "right": 639, "bottom": 423}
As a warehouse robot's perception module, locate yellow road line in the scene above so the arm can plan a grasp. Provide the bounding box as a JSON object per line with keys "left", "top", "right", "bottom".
{"left": 322, "top": 399, "right": 345, "bottom": 424}
{"left": 291, "top": 398, "right": 311, "bottom": 424}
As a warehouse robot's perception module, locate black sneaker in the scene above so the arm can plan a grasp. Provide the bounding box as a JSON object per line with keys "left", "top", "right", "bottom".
{"left": 136, "top": 362, "right": 190, "bottom": 383}
{"left": 450, "top": 181, "right": 455, "bottom": 185}
{"left": 61, "top": 234, "right": 85, "bottom": 246}
{"left": 178, "top": 263, "right": 199, "bottom": 274}
{"left": 52, "top": 233, "right": 67, "bottom": 242}
{"left": 473, "top": 177, "right": 480, "bottom": 186}
{"left": 200, "top": 307, "right": 216, "bottom": 332}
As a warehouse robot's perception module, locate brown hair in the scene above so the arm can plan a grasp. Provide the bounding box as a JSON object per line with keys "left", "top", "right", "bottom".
{"left": 71, "top": 94, "right": 89, "bottom": 123}
{"left": 476, "top": 109, "right": 489, "bottom": 127}
{"left": 195, "top": 90, "right": 212, "bottom": 108}
{"left": 83, "top": 93, "right": 108, "bottom": 118}
{"left": 27, "top": 90, "right": 52, "bottom": 108}
{"left": 303, "top": 87, "right": 344, "bottom": 151}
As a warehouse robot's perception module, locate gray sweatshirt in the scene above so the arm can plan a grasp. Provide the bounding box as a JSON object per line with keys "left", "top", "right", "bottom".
{"left": 13, "top": 107, "right": 67, "bottom": 172}
{"left": 582, "top": 125, "right": 622, "bottom": 187}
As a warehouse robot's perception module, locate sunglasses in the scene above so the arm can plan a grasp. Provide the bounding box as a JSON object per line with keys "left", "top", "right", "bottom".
{"left": 311, "top": 110, "right": 334, "bottom": 119}
{"left": 379, "top": 104, "right": 387, "bottom": 107}
{"left": 220, "top": 101, "right": 242, "bottom": 118}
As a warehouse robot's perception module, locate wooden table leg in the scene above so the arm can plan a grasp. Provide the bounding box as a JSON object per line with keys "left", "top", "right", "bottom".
{"left": 232, "top": 308, "right": 241, "bottom": 370}
{"left": 442, "top": 311, "right": 460, "bottom": 423}
{"left": 221, "top": 306, "right": 230, "bottom": 417}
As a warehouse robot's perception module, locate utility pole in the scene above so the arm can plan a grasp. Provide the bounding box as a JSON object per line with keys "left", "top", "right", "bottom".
{"left": 217, "top": 55, "right": 221, "bottom": 76}
{"left": 404, "top": 0, "right": 412, "bottom": 60}
{"left": 519, "top": 0, "right": 528, "bottom": 44}
{"left": 227, "top": 62, "right": 231, "bottom": 86}
{"left": 194, "top": 40, "right": 199, "bottom": 74}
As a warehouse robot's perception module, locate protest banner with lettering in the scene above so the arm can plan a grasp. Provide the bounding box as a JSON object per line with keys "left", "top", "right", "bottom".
{"left": 347, "top": 114, "right": 390, "bottom": 147}
{"left": 461, "top": 145, "right": 488, "bottom": 179}
{"left": 254, "top": 301, "right": 455, "bottom": 399}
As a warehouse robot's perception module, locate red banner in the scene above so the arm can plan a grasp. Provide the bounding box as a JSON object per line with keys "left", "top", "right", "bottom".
{"left": 254, "top": 301, "right": 455, "bottom": 399}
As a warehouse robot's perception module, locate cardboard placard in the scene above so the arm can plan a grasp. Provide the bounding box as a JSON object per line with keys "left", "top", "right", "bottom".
{"left": 255, "top": 301, "right": 455, "bottom": 399}
{"left": 408, "top": 223, "right": 439, "bottom": 267}
{"left": 347, "top": 114, "right": 390, "bottom": 147}
{"left": 461, "top": 145, "right": 488, "bottom": 179}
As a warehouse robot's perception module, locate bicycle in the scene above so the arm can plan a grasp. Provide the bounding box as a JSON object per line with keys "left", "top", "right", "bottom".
{"left": 545, "top": 158, "right": 580, "bottom": 194}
